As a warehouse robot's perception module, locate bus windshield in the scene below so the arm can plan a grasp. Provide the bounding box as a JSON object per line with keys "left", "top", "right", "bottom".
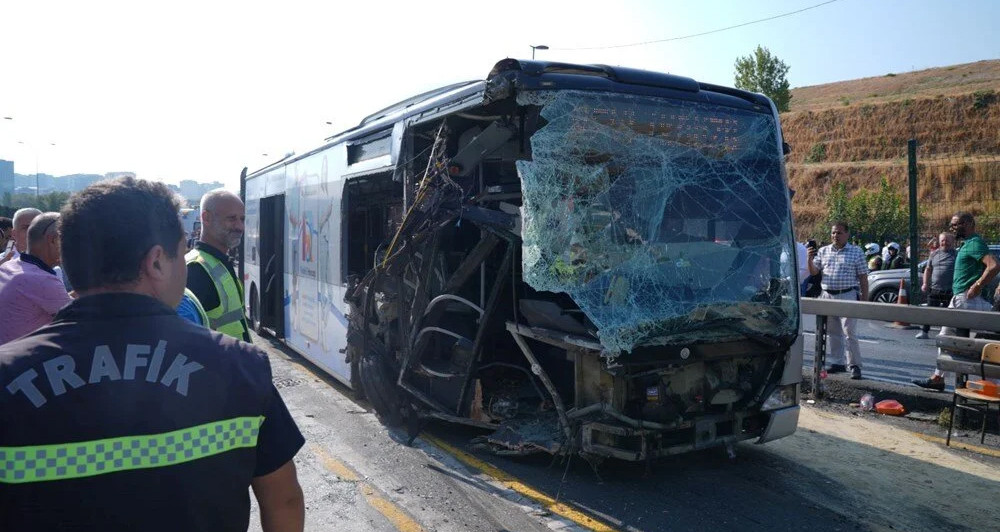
{"left": 516, "top": 90, "right": 798, "bottom": 354}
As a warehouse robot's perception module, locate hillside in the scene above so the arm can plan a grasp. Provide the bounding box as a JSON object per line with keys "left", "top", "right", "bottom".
{"left": 788, "top": 59, "right": 1000, "bottom": 112}
{"left": 781, "top": 60, "right": 1000, "bottom": 239}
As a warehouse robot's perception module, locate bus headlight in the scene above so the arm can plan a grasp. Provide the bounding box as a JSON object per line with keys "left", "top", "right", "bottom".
{"left": 761, "top": 385, "right": 797, "bottom": 411}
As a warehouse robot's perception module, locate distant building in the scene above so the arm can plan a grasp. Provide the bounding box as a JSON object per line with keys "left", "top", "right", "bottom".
{"left": 36, "top": 173, "right": 55, "bottom": 194}
{"left": 13, "top": 172, "right": 54, "bottom": 192}
{"left": 0, "top": 159, "right": 13, "bottom": 205}
{"left": 179, "top": 180, "right": 204, "bottom": 200}
{"left": 2, "top": 167, "right": 218, "bottom": 206}
{"left": 177, "top": 180, "right": 225, "bottom": 204}
{"left": 62, "top": 173, "right": 103, "bottom": 192}
{"left": 105, "top": 171, "right": 137, "bottom": 180}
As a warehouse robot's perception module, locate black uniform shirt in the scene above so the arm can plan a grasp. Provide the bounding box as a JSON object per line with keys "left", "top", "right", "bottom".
{"left": 0, "top": 293, "right": 304, "bottom": 532}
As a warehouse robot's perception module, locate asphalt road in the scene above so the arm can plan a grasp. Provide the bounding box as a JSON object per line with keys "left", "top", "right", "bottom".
{"left": 801, "top": 313, "right": 941, "bottom": 387}
{"left": 247, "top": 331, "right": 1000, "bottom": 532}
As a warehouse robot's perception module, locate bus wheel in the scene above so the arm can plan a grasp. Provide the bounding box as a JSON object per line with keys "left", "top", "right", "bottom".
{"left": 358, "top": 348, "right": 403, "bottom": 426}
{"left": 349, "top": 348, "right": 366, "bottom": 400}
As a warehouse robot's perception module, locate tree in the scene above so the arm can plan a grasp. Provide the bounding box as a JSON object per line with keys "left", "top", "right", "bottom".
{"left": 734, "top": 45, "right": 792, "bottom": 112}
{"left": 826, "top": 182, "right": 850, "bottom": 228}
{"left": 5, "top": 192, "right": 71, "bottom": 212}
{"left": 824, "top": 177, "right": 911, "bottom": 245}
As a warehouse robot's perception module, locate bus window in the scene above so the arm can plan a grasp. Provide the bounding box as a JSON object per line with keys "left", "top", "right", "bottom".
{"left": 342, "top": 172, "right": 402, "bottom": 281}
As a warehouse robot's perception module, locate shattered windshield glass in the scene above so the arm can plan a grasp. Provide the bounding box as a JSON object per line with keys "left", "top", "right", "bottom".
{"left": 516, "top": 90, "right": 798, "bottom": 354}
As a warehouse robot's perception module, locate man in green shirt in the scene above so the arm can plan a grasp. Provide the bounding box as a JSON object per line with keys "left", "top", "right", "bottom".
{"left": 914, "top": 212, "right": 999, "bottom": 391}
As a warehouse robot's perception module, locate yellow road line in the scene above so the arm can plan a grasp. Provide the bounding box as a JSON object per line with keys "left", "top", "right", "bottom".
{"left": 360, "top": 485, "right": 425, "bottom": 532}
{"left": 311, "top": 444, "right": 360, "bottom": 481}
{"left": 421, "top": 434, "right": 619, "bottom": 532}
{"left": 910, "top": 431, "right": 1000, "bottom": 458}
{"left": 311, "top": 444, "right": 425, "bottom": 532}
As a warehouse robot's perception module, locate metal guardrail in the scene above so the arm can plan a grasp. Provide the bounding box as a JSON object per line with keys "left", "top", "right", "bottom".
{"left": 800, "top": 299, "right": 1000, "bottom": 331}
{"left": 799, "top": 298, "right": 1000, "bottom": 398}
{"left": 935, "top": 336, "right": 1000, "bottom": 380}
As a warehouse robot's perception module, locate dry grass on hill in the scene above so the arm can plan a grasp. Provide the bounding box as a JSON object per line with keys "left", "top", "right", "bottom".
{"left": 788, "top": 59, "right": 1000, "bottom": 112}
{"left": 782, "top": 93, "right": 1000, "bottom": 165}
{"left": 781, "top": 60, "right": 1000, "bottom": 237}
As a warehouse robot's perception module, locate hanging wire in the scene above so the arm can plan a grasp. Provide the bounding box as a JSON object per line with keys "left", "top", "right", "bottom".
{"left": 550, "top": 0, "right": 840, "bottom": 51}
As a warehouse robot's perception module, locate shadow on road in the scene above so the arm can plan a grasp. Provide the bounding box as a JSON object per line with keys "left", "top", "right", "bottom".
{"left": 425, "top": 413, "right": 1000, "bottom": 531}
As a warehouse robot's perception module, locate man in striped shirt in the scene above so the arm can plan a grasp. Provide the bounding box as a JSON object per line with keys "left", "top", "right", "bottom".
{"left": 808, "top": 221, "right": 869, "bottom": 380}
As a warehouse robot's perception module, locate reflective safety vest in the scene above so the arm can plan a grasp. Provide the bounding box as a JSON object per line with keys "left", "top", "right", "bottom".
{"left": 185, "top": 248, "right": 250, "bottom": 341}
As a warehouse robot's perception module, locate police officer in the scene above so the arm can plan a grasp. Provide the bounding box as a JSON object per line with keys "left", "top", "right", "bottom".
{"left": 0, "top": 177, "right": 304, "bottom": 532}
{"left": 186, "top": 188, "right": 251, "bottom": 341}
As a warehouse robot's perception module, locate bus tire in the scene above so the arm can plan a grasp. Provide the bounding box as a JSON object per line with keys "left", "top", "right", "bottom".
{"left": 358, "top": 349, "right": 403, "bottom": 427}
{"left": 250, "top": 286, "right": 265, "bottom": 335}
{"left": 349, "top": 348, "right": 366, "bottom": 400}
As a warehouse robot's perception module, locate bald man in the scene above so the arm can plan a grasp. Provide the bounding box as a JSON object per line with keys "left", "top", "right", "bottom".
{"left": 186, "top": 189, "right": 251, "bottom": 342}
{"left": 0, "top": 208, "right": 42, "bottom": 266}
{"left": 0, "top": 212, "right": 72, "bottom": 344}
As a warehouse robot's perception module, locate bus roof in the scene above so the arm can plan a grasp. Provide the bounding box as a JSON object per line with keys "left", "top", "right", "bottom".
{"left": 358, "top": 80, "right": 482, "bottom": 128}
{"left": 246, "top": 59, "right": 775, "bottom": 179}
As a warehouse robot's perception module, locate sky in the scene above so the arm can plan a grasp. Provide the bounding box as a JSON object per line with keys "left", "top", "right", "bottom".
{"left": 1, "top": 0, "right": 997, "bottom": 192}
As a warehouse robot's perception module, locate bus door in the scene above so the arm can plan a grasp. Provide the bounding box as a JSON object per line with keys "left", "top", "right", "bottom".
{"left": 259, "top": 194, "right": 286, "bottom": 337}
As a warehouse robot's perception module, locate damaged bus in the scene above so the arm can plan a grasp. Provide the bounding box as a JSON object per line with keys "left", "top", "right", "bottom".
{"left": 242, "top": 58, "right": 802, "bottom": 462}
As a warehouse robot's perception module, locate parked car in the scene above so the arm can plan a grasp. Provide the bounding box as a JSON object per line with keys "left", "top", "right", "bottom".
{"left": 867, "top": 244, "right": 1000, "bottom": 304}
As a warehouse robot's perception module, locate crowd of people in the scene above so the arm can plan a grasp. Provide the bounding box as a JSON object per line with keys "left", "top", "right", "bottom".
{"left": 798, "top": 212, "right": 1000, "bottom": 389}
{"left": 0, "top": 178, "right": 304, "bottom": 532}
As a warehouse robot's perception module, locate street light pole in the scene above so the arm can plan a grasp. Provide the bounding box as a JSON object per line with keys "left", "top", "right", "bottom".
{"left": 17, "top": 141, "right": 55, "bottom": 202}
{"left": 530, "top": 44, "right": 549, "bottom": 60}
{"left": 17, "top": 141, "right": 39, "bottom": 201}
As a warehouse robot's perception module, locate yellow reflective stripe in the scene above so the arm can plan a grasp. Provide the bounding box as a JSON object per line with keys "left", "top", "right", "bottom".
{"left": 211, "top": 309, "right": 247, "bottom": 330}
{"left": 0, "top": 416, "right": 263, "bottom": 484}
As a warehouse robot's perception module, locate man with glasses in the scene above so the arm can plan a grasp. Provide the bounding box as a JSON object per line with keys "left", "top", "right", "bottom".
{"left": 807, "top": 221, "right": 869, "bottom": 380}
{"left": 914, "top": 212, "right": 999, "bottom": 391}
{"left": 0, "top": 212, "right": 72, "bottom": 344}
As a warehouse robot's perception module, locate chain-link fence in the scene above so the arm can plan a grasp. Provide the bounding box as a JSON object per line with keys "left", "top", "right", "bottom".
{"left": 914, "top": 145, "right": 1000, "bottom": 257}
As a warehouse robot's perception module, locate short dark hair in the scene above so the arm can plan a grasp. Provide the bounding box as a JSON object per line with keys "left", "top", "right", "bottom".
{"left": 60, "top": 177, "right": 184, "bottom": 291}
{"left": 953, "top": 211, "right": 975, "bottom": 225}
{"left": 0, "top": 217, "right": 11, "bottom": 240}
{"left": 832, "top": 220, "right": 850, "bottom": 233}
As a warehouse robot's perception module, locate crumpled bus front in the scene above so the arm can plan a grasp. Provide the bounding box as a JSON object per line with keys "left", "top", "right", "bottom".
{"left": 516, "top": 90, "right": 799, "bottom": 355}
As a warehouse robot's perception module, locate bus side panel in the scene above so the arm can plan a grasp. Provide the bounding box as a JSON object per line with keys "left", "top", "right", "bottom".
{"left": 284, "top": 145, "right": 352, "bottom": 385}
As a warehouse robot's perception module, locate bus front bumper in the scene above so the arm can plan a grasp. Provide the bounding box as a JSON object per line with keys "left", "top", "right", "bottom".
{"left": 756, "top": 405, "right": 800, "bottom": 444}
